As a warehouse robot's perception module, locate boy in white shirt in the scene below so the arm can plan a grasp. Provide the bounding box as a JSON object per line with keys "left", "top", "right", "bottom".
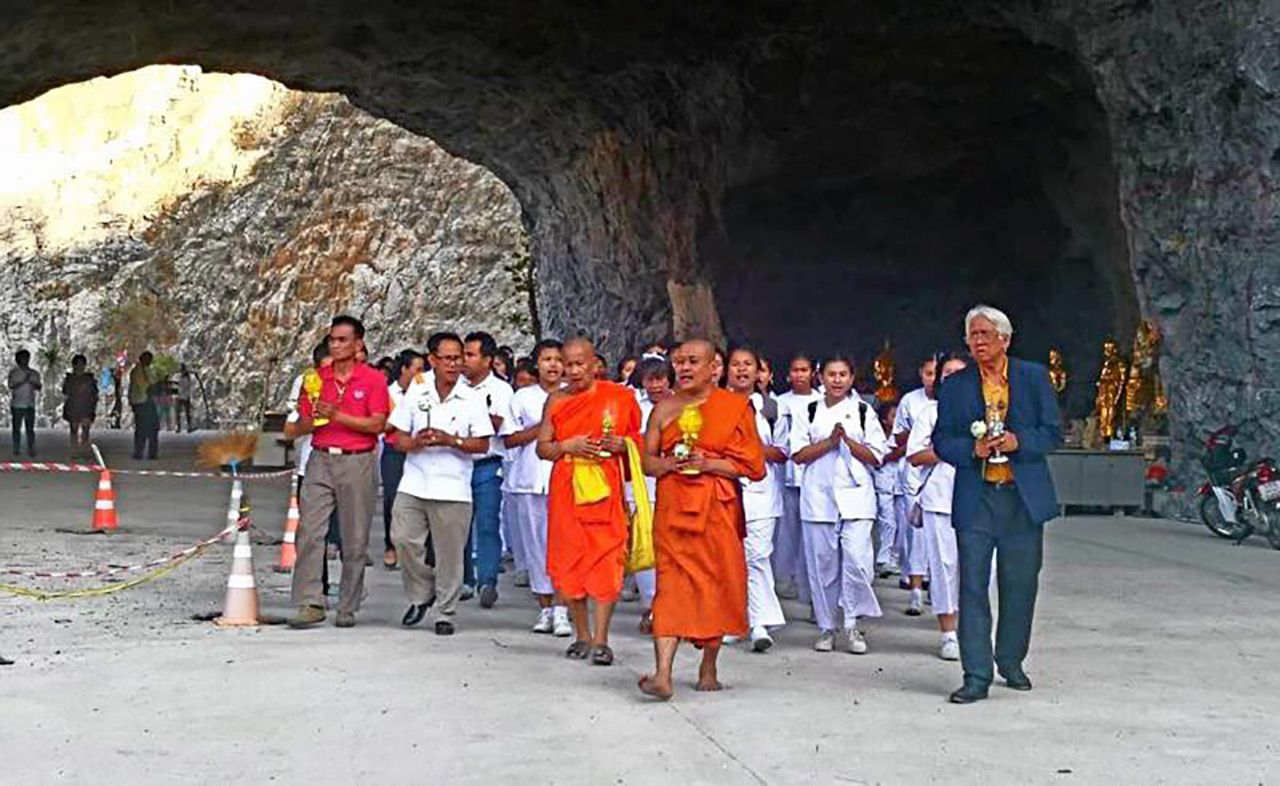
{"left": 791, "top": 355, "right": 888, "bottom": 653}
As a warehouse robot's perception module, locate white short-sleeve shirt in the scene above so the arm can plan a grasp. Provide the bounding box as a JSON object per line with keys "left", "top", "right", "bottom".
{"left": 792, "top": 396, "right": 888, "bottom": 522}
{"left": 389, "top": 378, "right": 495, "bottom": 503}
{"left": 461, "top": 371, "right": 515, "bottom": 460}
{"left": 905, "top": 400, "right": 955, "bottom": 514}
{"left": 743, "top": 392, "right": 789, "bottom": 522}
{"left": 893, "top": 387, "right": 932, "bottom": 493}
{"left": 503, "top": 384, "right": 552, "bottom": 495}
{"left": 285, "top": 373, "right": 313, "bottom": 477}
{"left": 777, "top": 389, "right": 820, "bottom": 488}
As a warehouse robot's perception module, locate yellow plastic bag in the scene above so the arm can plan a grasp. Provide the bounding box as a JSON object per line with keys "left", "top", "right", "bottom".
{"left": 571, "top": 458, "right": 611, "bottom": 505}
{"left": 624, "top": 437, "right": 655, "bottom": 573}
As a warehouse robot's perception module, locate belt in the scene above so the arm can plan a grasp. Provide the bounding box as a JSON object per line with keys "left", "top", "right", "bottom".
{"left": 475, "top": 455, "right": 503, "bottom": 466}
{"left": 323, "top": 446, "right": 375, "bottom": 456}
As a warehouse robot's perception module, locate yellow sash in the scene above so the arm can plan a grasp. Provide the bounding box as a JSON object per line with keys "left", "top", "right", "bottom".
{"left": 570, "top": 456, "right": 611, "bottom": 505}
{"left": 624, "top": 437, "right": 655, "bottom": 573}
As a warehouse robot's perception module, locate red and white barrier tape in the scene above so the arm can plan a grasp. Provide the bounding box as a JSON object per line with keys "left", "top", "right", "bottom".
{"left": 0, "top": 461, "right": 292, "bottom": 481}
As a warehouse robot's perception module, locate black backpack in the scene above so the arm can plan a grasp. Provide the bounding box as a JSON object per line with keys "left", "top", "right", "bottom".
{"left": 808, "top": 397, "right": 868, "bottom": 430}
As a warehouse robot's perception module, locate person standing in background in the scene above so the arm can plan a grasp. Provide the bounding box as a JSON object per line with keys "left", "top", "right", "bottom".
{"left": 61, "top": 354, "right": 98, "bottom": 455}
{"left": 128, "top": 351, "right": 159, "bottom": 460}
{"left": 461, "top": 331, "right": 515, "bottom": 609}
{"left": 176, "top": 364, "right": 195, "bottom": 433}
{"left": 7, "top": 350, "right": 42, "bottom": 457}
{"left": 381, "top": 349, "right": 425, "bottom": 570}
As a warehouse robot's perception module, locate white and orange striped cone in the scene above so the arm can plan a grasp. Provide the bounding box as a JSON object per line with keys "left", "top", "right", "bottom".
{"left": 91, "top": 468, "right": 119, "bottom": 533}
{"left": 222, "top": 478, "right": 244, "bottom": 543}
{"left": 215, "top": 527, "right": 261, "bottom": 627}
{"left": 274, "top": 488, "right": 300, "bottom": 573}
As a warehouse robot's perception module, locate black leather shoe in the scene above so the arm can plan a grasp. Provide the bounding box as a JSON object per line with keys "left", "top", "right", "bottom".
{"left": 948, "top": 685, "right": 989, "bottom": 704}
{"left": 435, "top": 619, "right": 455, "bottom": 636}
{"left": 479, "top": 584, "right": 498, "bottom": 609}
{"left": 402, "top": 604, "right": 428, "bottom": 627}
{"left": 1002, "top": 668, "right": 1033, "bottom": 691}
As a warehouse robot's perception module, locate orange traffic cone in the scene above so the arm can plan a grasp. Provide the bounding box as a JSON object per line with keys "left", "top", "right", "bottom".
{"left": 215, "top": 527, "right": 260, "bottom": 627}
{"left": 91, "top": 468, "right": 119, "bottom": 533}
{"left": 274, "top": 489, "right": 300, "bottom": 573}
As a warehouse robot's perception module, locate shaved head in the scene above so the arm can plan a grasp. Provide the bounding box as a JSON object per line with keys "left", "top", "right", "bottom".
{"left": 562, "top": 336, "right": 597, "bottom": 392}
{"left": 671, "top": 338, "right": 718, "bottom": 394}
{"left": 676, "top": 339, "right": 715, "bottom": 360}
{"left": 563, "top": 336, "right": 595, "bottom": 356}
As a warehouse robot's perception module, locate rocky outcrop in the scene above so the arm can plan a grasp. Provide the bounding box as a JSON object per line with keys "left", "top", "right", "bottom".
{"left": 0, "top": 66, "right": 529, "bottom": 424}
{"left": 1, "top": 1, "right": 1277, "bottom": 486}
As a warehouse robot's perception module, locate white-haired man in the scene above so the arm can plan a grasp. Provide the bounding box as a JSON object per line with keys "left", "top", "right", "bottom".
{"left": 933, "top": 304, "right": 1062, "bottom": 704}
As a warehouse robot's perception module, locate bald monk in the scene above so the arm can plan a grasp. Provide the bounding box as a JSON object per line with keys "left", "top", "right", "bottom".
{"left": 536, "top": 337, "right": 643, "bottom": 665}
{"left": 639, "top": 340, "right": 766, "bottom": 699}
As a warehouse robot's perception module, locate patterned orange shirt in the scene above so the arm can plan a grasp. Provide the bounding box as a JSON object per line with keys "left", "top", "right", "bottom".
{"left": 980, "top": 357, "right": 1015, "bottom": 484}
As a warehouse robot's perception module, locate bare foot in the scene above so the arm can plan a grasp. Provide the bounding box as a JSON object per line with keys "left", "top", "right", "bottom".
{"left": 638, "top": 674, "right": 674, "bottom": 701}
{"left": 695, "top": 677, "right": 725, "bottom": 692}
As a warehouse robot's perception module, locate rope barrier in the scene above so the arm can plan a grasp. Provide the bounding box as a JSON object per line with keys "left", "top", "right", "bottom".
{"left": 0, "top": 516, "right": 250, "bottom": 601}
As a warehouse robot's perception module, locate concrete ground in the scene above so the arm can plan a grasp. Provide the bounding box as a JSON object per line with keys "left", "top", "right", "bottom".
{"left": 1, "top": 429, "right": 1278, "bottom": 785}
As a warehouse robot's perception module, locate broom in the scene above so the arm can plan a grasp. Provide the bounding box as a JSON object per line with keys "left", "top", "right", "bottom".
{"left": 196, "top": 431, "right": 259, "bottom": 471}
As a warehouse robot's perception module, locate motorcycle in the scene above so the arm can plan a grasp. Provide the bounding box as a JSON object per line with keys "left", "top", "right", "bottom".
{"left": 1197, "top": 425, "right": 1280, "bottom": 549}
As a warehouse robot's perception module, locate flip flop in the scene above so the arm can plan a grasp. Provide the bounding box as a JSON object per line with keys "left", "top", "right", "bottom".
{"left": 565, "top": 640, "right": 591, "bottom": 660}
{"left": 591, "top": 644, "right": 614, "bottom": 666}
{"left": 638, "top": 610, "right": 653, "bottom": 635}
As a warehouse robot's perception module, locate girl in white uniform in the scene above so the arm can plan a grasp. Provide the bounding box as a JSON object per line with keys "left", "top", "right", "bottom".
{"left": 873, "top": 402, "right": 901, "bottom": 578}
{"left": 893, "top": 357, "right": 939, "bottom": 603}
{"left": 629, "top": 356, "right": 674, "bottom": 633}
{"left": 726, "top": 347, "right": 789, "bottom": 652}
{"left": 905, "top": 354, "right": 967, "bottom": 661}
{"left": 502, "top": 340, "right": 573, "bottom": 636}
{"left": 775, "top": 354, "right": 820, "bottom": 604}
{"left": 792, "top": 355, "right": 889, "bottom": 653}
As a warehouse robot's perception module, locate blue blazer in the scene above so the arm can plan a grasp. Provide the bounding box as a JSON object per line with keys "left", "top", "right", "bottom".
{"left": 933, "top": 357, "right": 1063, "bottom": 529}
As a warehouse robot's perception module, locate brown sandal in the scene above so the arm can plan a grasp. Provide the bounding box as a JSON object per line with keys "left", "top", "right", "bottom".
{"left": 591, "top": 644, "right": 615, "bottom": 666}
{"left": 565, "top": 640, "right": 591, "bottom": 660}
{"left": 638, "top": 610, "right": 653, "bottom": 635}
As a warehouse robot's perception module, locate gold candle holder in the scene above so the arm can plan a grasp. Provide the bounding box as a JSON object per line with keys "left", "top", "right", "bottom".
{"left": 302, "top": 367, "right": 329, "bottom": 427}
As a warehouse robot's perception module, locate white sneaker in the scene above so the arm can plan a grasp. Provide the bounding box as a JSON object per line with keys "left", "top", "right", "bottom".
{"left": 813, "top": 630, "right": 835, "bottom": 652}
{"left": 905, "top": 589, "right": 924, "bottom": 617}
{"left": 845, "top": 627, "right": 868, "bottom": 655}
{"left": 939, "top": 636, "right": 960, "bottom": 661}
{"left": 513, "top": 570, "right": 530, "bottom": 588}
{"left": 750, "top": 626, "right": 773, "bottom": 653}
{"left": 722, "top": 634, "right": 742, "bottom": 644}
{"left": 532, "top": 607, "right": 554, "bottom": 634}
{"left": 620, "top": 585, "right": 639, "bottom": 602}
{"left": 552, "top": 607, "right": 573, "bottom": 637}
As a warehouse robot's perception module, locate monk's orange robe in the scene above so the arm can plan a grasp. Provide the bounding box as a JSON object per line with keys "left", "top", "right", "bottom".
{"left": 547, "top": 381, "right": 642, "bottom": 602}
{"left": 651, "top": 388, "right": 766, "bottom": 642}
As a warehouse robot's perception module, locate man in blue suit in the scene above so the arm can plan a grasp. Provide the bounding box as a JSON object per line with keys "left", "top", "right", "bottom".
{"left": 933, "top": 305, "right": 1062, "bottom": 704}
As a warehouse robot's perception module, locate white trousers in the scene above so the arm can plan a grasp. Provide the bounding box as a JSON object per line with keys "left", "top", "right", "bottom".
{"left": 746, "top": 516, "right": 786, "bottom": 629}
{"left": 634, "top": 568, "right": 656, "bottom": 606}
{"left": 775, "top": 486, "right": 810, "bottom": 602}
{"left": 922, "top": 511, "right": 960, "bottom": 616}
{"left": 502, "top": 490, "right": 526, "bottom": 572}
{"left": 875, "top": 490, "right": 899, "bottom": 567}
{"left": 896, "top": 494, "right": 928, "bottom": 578}
{"left": 802, "top": 519, "right": 882, "bottom": 632}
{"left": 512, "top": 493, "right": 552, "bottom": 595}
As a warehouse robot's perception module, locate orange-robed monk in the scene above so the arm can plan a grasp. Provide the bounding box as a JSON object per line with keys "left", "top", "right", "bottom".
{"left": 536, "top": 337, "right": 642, "bottom": 666}
{"left": 639, "top": 339, "right": 766, "bottom": 700}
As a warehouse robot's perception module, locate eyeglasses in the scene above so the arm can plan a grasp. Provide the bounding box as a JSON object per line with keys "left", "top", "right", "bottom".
{"left": 966, "top": 329, "right": 1000, "bottom": 341}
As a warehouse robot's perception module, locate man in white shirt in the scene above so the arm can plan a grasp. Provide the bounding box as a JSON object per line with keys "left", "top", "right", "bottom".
{"left": 389, "top": 332, "right": 494, "bottom": 636}
{"left": 893, "top": 356, "right": 939, "bottom": 599}
{"left": 7, "top": 349, "right": 42, "bottom": 457}
{"left": 792, "top": 356, "right": 888, "bottom": 654}
{"left": 503, "top": 339, "right": 572, "bottom": 636}
{"left": 461, "top": 331, "right": 516, "bottom": 609}
{"left": 775, "top": 353, "right": 820, "bottom": 604}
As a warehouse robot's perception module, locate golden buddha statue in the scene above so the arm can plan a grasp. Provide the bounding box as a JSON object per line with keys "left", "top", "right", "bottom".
{"left": 1048, "top": 348, "right": 1067, "bottom": 399}
{"left": 873, "top": 340, "right": 899, "bottom": 404}
{"left": 1124, "top": 319, "right": 1162, "bottom": 421}
{"left": 1094, "top": 338, "right": 1127, "bottom": 440}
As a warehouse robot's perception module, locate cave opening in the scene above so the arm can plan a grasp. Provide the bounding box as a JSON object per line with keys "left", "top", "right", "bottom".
{"left": 704, "top": 18, "right": 1137, "bottom": 415}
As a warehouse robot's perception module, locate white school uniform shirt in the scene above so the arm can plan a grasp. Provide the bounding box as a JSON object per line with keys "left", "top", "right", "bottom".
{"left": 791, "top": 396, "right": 888, "bottom": 522}
{"left": 285, "top": 373, "right": 313, "bottom": 477}
{"left": 461, "top": 371, "right": 515, "bottom": 460}
{"left": 503, "top": 384, "right": 553, "bottom": 495}
{"left": 777, "top": 389, "right": 820, "bottom": 488}
{"left": 635, "top": 393, "right": 661, "bottom": 500}
{"left": 389, "top": 378, "right": 495, "bottom": 503}
{"left": 742, "top": 392, "right": 789, "bottom": 522}
{"left": 905, "top": 400, "right": 955, "bottom": 514}
{"left": 892, "top": 387, "right": 932, "bottom": 495}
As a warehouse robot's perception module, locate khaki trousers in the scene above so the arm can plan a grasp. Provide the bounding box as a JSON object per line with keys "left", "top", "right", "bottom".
{"left": 391, "top": 492, "right": 473, "bottom": 615}
{"left": 292, "top": 451, "right": 376, "bottom": 613}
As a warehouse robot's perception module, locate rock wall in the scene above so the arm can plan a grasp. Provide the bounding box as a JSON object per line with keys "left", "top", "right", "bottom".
{"left": 0, "top": 66, "right": 530, "bottom": 425}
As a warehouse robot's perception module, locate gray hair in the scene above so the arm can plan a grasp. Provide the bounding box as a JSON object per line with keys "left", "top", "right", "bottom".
{"left": 965, "top": 304, "right": 1014, "bottom": 338}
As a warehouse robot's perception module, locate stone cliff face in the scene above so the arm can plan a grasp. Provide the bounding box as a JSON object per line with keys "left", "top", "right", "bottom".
{"left": 1, "top": 1, "right": 1277, "bottom": 487}
{"left": 0, "top": 66, "right": 529, "bottom": 424}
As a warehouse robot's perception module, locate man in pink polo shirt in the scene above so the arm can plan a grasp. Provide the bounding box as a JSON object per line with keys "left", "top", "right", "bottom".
{"left": 288, "top": 315, "right": 391, "bottom": 628}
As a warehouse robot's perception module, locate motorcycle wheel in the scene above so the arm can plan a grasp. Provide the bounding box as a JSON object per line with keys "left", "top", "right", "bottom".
{"left": 1200, "top": 494, "right": 1249, "bottom": 540}
{"left": 1261, "top": 506, "right": 1280, "bottom": 550}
